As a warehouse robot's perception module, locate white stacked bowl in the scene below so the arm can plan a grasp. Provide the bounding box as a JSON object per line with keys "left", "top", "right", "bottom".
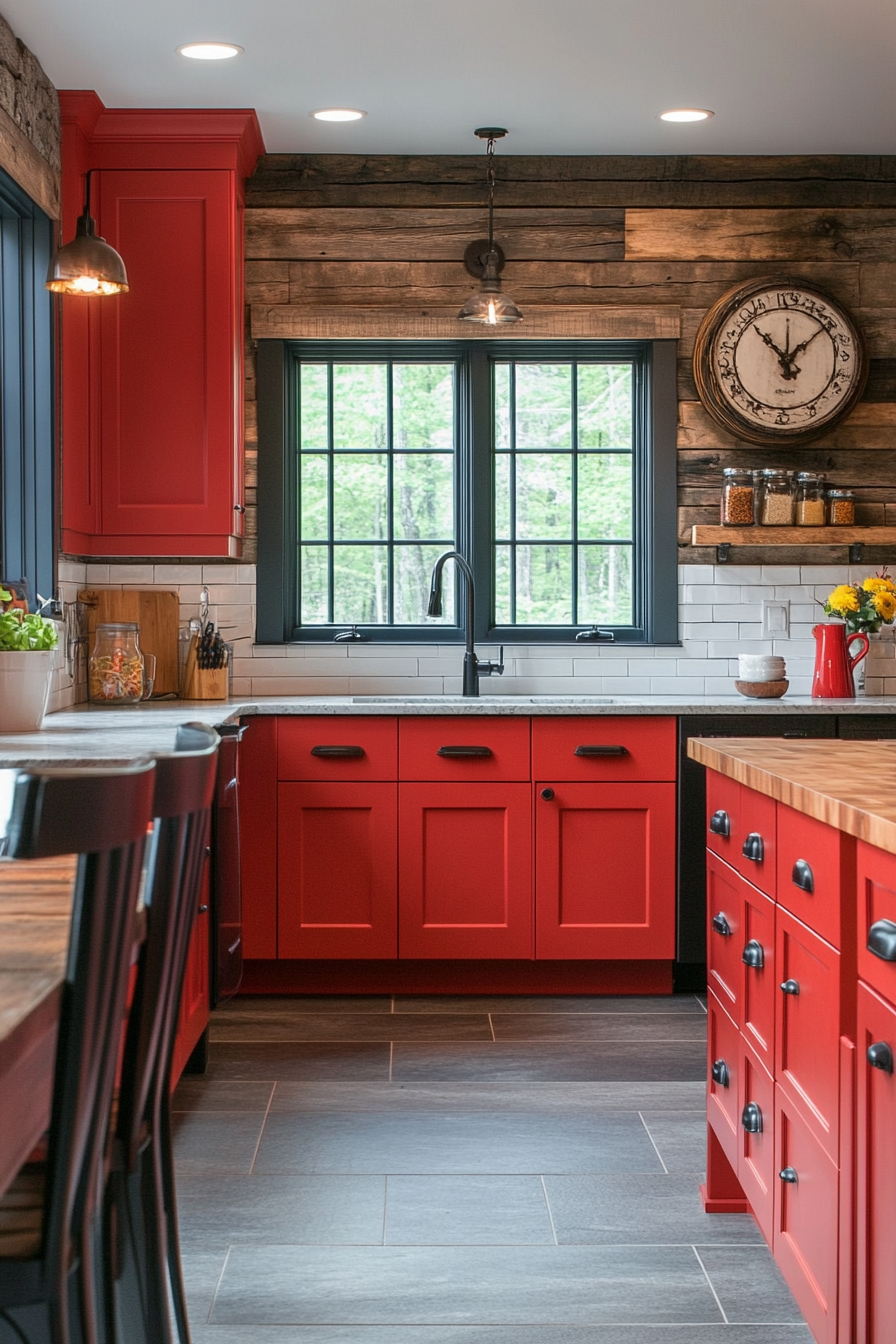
{"left": 738, "top": 654, "right": 786, "bottom": 683}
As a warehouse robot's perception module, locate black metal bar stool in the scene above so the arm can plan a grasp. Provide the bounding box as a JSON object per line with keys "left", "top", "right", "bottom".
{"left": 0, "top": 760, "right": 157, "bottom": 1344}
{"left": 106, "top": 724, "right": 219, "bottom": 1344}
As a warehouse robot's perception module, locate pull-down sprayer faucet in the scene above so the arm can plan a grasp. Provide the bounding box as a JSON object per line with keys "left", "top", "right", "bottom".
{"left": 427, "top": 551, "right": 504, "bottom": 698}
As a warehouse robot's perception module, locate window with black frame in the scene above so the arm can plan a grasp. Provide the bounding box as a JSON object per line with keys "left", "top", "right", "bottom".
{"left": 256, "top": 340, "right": 677, "bottom": 645}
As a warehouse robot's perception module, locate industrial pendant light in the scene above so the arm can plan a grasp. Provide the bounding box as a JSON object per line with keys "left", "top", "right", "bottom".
{"left": 46, "top": 171, "right": 129, "bottom": 296}
{"left": 458, "top": 128, "right": 521, "bottom": 325}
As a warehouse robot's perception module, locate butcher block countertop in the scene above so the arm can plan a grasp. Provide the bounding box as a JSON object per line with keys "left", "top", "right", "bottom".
{"left": 687, "top": 736, "right": 896, "bottom": 855}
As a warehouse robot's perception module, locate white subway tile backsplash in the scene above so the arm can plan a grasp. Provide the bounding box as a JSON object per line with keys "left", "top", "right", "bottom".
{"left": 712, "top": 566, "right": 763, "bottom": 585}
{"left": 107, "top": 565, "right": 154, "bottom": 583}
{"left": 153, "top": 565, "right": 203, "bottom": 584}
{"left": 763, "top": 566, "right": 801, "bottom": 585}
{"left": 650, "top": 677, "right": 706, "bottom": 695}
{"left": 712, "top": 604, "right": 761, "bottom": 622}
{"left": 681, "top": 624, "right": 739, "bottom": 641}
{"left": 801, "top": 566, "right": 849, "bottom": 584}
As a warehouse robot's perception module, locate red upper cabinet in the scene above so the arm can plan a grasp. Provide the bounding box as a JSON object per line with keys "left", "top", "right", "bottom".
{"left": 57, "top": 94, "right": 264, "bottom": 556}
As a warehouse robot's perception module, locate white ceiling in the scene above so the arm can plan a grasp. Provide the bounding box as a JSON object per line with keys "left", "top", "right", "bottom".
{"left": 6, "top": 0, "right": 896, "bottom": 156}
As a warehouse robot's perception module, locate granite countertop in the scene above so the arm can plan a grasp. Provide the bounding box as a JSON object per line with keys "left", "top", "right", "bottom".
{"left": 0, "top": 691, "right": 891, "bottom": 770}
{"left": 687, "top": 735, "right": 896, "bottom": 854}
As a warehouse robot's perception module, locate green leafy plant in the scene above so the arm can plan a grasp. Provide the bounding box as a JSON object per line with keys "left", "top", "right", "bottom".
{"left": 0, "top": 586, "right": 59, "bottom": 651}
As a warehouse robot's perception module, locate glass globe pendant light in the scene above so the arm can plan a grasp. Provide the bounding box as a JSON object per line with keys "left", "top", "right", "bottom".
{"left": 458, "top": 128, "right": 521, "bottom": 325}
{"left": 46, "top": 171, "right": 129, "bottom": 296}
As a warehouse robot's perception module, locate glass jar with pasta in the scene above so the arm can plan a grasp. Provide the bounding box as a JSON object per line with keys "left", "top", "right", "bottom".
{"left": 88, "top": 622, "right": 150, "bottom": 705}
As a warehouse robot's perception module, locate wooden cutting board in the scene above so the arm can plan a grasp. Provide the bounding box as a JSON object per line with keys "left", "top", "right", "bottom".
{"left": 78, "top": 589, "right": 180, "bottom": 696}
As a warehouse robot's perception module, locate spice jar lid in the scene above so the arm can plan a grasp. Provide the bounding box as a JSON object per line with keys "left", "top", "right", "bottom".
{"left": 723, "top": 467, "right": 753, "bottom": 477}
{"left": 96, "top": 621, "right": 139, "bottom": 632}
{"left": 795, "top": 471, "right": 826, "bottom": 482}
{"left": 760, "top": 468, "right": 793, "bottom": 478}
{"left": 827, "top": 488, "right": 855, "bottom": 498}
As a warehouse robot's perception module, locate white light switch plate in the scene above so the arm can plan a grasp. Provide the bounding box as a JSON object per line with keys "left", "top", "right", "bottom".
{"left": 761, "top": 599, "right": 790, "bottom": 638}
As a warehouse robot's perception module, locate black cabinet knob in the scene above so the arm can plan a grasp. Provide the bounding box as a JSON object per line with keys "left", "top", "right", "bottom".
{"left": 742, "top": 940, "right": 765, "bottom": 970}
{"left": 711, "top": 1059, "right": 730, "bottom": 1088}
{"left": 712, "top": 913, "right": 732, "bottom": 937}
{"left": 792, "top": 859, "right": 814, "bottom": 893}
{"left": 741, "top": 1101, "right": 763, "bottom": 1133}
{"left": 541, "top": 788, "right": 555, "bottom": 801}
{"left": 867, "top": 919, "right": 896, "bottom": 962}
{"left": 867, "top": 1041, "right": 894, "bottom": 1074}
{"left": 779, "top": 1167, "right": 798, "bottom": 1184}
{"left": 742, "top": 832, "right": 764, "bottom": 862}
{"left": 198, "top": 904, "right": 208, "bottom": 914}
{"left": 709, "top": 809, "right": 730, "bottom": 837}
{"left": 780, "top": 979, "right": 800, "bottom": 996}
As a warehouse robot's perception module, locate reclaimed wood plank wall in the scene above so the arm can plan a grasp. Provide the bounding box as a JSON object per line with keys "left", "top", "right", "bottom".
{"left": 242, "top": 155, "right": 896, "bottom": 566}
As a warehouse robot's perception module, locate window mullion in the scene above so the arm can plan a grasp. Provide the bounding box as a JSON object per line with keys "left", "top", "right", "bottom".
{"left": 571, "top": 360, "right": 579, "bottom": 626}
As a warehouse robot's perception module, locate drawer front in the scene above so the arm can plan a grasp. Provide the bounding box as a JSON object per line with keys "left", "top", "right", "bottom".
{"left": 856, "top": 981, "right": 896, "bottom": 1344}
{"left": 278, "top": 716, "right": 398, "bottom": 781}
{"left": 706, "top": 774, "right": 776, "bottom": 895}
{"left": 775, "top": 908, "right": 841, "bottom": 1161}
{"left": 857, "top": 840, "right": 896, "bottom": 1005}
{"left": 774, "top": 1083, "right": 840, "bottom": 1344}
{"left": 399, "top": 717, "right": 530, "bottom": 781}
{"left": 776, "top": 803, "right": 848, "bottom": 949}
{"left": 705, "top": 771, "right": 741, "bottom": 868}
{"left": 706, "top": 853, "right": 744, "bottom": 1026}
{"left": 738, "top": 1040, "right": 775, "bottom": 1248}
{"left": 532, "top": 716, "right": 676, "bottom": 781}
{"left": 707, "top": 989, "right": 741, "bottom": 1172}
{"left": 742, "top": 881, "right": 776, "bottom": 1075}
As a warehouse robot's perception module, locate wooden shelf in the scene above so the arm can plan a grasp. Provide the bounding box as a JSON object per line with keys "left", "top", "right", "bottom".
{"left": 690, "top": 526, "right": 896, "bottom": 547}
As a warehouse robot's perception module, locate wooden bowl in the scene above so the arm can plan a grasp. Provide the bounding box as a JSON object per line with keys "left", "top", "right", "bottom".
{"left": 734, "top": 678, "right": 789, "bottom": 699}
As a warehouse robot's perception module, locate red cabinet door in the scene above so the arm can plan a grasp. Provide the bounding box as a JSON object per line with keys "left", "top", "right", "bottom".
{"left": 535, "top": 781, "right": 675, "bottom": 960}
{"left": 856, "top": 981, "right": 896, "bottom": 1344}
{"left": 239, "top": 717, "right": 278, "bottom": 959}
{"left": 776, "top": 908, "right": 841, "bottom": 1161}
{"left": 737, "top": 1040, "right": 776, "bottom": 1246}
{"left": 774, "top": 1082, "right": 840, "bottom": 1344}
{"left": 777, "top": 803, "right": 852, "bottom": 951}
{"left": 707, "top": 989, "right": 742, "bottom": 1174}
{"left": 398, "top": 782, "right": 532, "bottom": 959}
{"left": 706, "top": 771, "right": 741, "bottom": 869}
{"left": 170, "top": 862, "right": 210, "bottom": 1087}
{"left": 63, "top": 168, "right": 242, "bottom": 556}
{"left": 742, "top": 880, "right": 776, "bottom": 1074}
{"left": 856, "top": 840, "right": 896, "bottom": 1007}
{"left": 706, "top": 852, "right": 744, "bottom": 1025}
{"left": 278, "top": 782, "right": 398, "bottom": 959}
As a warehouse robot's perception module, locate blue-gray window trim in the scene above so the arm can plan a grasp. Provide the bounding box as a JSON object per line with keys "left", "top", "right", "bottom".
{"left": 0, "top": 167, "right": 55, "bottom": 605}
{"left": 256, "top": 338, "right": 678, "bottom": 646}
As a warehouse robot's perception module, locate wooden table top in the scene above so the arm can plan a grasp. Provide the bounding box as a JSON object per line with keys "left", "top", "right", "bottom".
{"left": 0, "top": 855, "right": 75, "bottom": 1051}
{"left": 687, "top": 736, "right": 896, "bottom": 854}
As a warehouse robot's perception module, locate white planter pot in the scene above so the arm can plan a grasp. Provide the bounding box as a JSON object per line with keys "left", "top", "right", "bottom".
{"left": 0, "top": 649, "right": 55, "bottom": 731}
{"left": 864, "top": 628, "right": 896, "bottom": 696}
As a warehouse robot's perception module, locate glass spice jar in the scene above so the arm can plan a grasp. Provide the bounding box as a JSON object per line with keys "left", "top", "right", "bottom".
{"left": 758, "top": 469, "right": 794, "bottom": 525}
{"left": 720, "top": 467, "right": 755, "bottom": 526}
{"left": 827, "top": 489, "right": 856, "bottom": 526}
{"left": 88, "top": 622, "right": 147, "bottom": 706}
{"left": 794, "top": 472, "right": 827, "bottom": 526}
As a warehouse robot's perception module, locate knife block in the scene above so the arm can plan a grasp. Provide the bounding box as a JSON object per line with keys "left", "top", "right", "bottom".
{"left": 180, "top": 636, "right": 228, "bottom": 700}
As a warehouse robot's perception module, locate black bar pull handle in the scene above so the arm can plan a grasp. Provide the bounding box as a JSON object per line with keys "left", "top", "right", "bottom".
{"left": 792, "top": 859, "right": 814, "bottom": 893}
{"left": 741, "top": 1101, "right": 763, "bottom": 1133}
{"left": 779, "top": 1167, "right": 798, "bottom": 1184}
{"left": 780, "top": 979, "right": 800, "bottom": 996}
{"left": 742, "top": 832, "right": 764, "bottom": 863}
{"left": 712, "top": 913, "right": 733, "bottom": 937}
{"left": 437, "top": 745, "right": 493, "bottom": 758}
{"left": 711, "top": 1059, "right": 730, "bottom": 1088}
{"left": 574, "top": 744, "right": 629, "bottom": 757}
{"left": 867, "top": 919, "right": 896, "bottom": 962}
{"left": 709, "top": 810, "right": 730, "bottom": 837}
{"left": 742, "top": 940, "right": 765, "bottom": 970}
{"left": 311, "top": 745, "right": 366, "bottom": 758}
{"left": 867, "top": 1041, "right": 894, "bottom": 1074}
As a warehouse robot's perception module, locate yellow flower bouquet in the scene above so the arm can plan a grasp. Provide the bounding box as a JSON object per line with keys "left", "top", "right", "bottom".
{"left": 823, "top": 568, "right": 896, "bottom": 634}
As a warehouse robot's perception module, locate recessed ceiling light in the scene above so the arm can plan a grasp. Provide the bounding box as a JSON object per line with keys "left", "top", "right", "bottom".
{"left": 660, "top": 108, "right": 714, "bottom": 122}
{"left": 177, "top": 42, "right": 243, "bottom": 60}
{"left": 312, "top": 108, "right": 367, "bottom": 122}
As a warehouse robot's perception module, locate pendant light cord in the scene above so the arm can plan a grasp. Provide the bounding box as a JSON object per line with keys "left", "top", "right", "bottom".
{"left": 486, "top": 135, "right": 497, "bottom": 255}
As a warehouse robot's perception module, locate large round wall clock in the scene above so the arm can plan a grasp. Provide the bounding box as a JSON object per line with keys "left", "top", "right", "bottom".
{"left": 693, "top": 276, "right": 868, "bottom": 446}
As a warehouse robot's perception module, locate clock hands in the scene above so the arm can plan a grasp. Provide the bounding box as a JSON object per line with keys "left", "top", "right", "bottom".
{"left": 753, "top": 321, "right": 825, "bottom": 381}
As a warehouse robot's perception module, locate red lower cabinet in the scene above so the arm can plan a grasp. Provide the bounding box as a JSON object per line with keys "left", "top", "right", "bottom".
{"left": 738, "top": 1041, "right": 776, "bottom": 1246}
{"left": 775, "top": 908, "right": 841, "bottom": 1161}
{"left": 856, "top": 981, "right": 896, "bottom": 1344}
{"left": 170, "top": 868, "right": 210, "bottom": 1087}
{"left": 706, "top": 854, "right": 744, "bottom": 1023}
{"left": 278, "top": 782, "right": 398, "bottom": 958}
{"left": 707, "top": 990, "right": 742, "bottom": 1174}
{"left": 535, "top": 781, "right": 675, "bottom": 959}
{"left": 398, "top": 782, "right": 532, "bottom": 959}
{"left": 774, "top": 1082, "right": 840, "bottom": 1344}
{"left": 742, "top": 881, "right": 776, "bottom": 1074}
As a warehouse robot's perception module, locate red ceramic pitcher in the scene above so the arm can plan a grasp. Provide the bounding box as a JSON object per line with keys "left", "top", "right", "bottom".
{"left": 811, "top": 622, "right": 870, "bottom": 698}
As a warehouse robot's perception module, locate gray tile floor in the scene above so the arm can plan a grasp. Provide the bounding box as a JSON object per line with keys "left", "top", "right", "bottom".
{"left": 173, "top": 994, "right": 812, "bottom": 1343}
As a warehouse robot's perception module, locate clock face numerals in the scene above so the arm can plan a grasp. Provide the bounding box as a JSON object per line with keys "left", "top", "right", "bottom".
{"left": 694, "top": 279, "right": 867, "bottom": 445}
